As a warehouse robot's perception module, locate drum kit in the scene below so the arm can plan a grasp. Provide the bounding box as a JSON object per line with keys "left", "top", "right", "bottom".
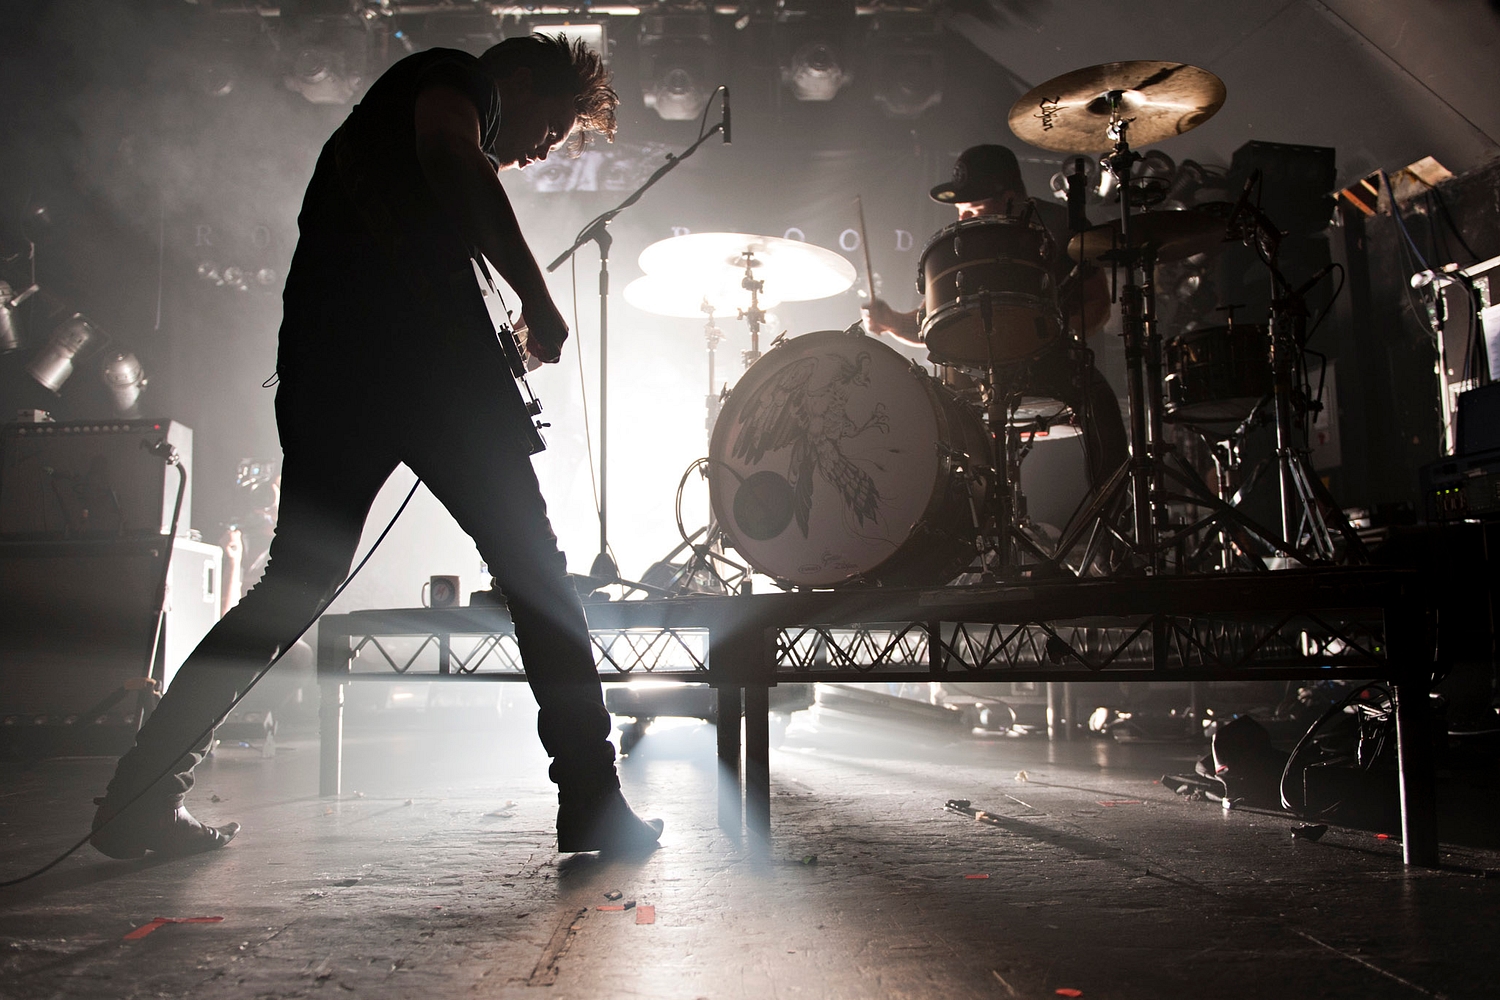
{"left": 626, "top": 60, "right": 1362, "bottom": 593}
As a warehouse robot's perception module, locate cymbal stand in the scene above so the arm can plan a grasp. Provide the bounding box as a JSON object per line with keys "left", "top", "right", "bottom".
{"left": 1242, "top": 207, "right": 1368, "bottom": 562}
{"left": 975, "top": 294, "right": 1054, "bottom": 579}
{"left": 701, "top": 303, "right": 725, "bottom": 448}
{"left": 737, "top": 253, "right": 767, "bottom": 368}
{"left": 1051, "top": 103, "right": 1303, "bottom": 575}
{"left": 650, "top": 286, "right": 763, "bottom": 597}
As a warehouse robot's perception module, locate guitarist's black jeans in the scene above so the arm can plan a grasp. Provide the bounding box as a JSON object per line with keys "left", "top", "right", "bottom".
{"left": 100, "top": 258, "right": 617, "bottom": 814}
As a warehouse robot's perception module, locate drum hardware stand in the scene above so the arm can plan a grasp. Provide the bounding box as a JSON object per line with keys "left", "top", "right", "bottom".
{"left": 1269, "top": 289, "right": 1368, "bottom": 564}
{"left": 649, "top": 297, "right": 766, "bottom": 599}
{"left": 545, "top": 100, "right": 728, "bottom": 586}
{"left": 737, "top": 252, "right": 767, "bottom": 368}
{"left": 1219, "top": 204, "right": 1368, "bottom": 564}
{"left": 974, "top": 294, "right": 1057, "bottom": 580}
{"left": 1050, "top": 103, "right": 1304, "bottom": 576}
{"left": 701, "top": 303, "right": 725, "bottom": 447}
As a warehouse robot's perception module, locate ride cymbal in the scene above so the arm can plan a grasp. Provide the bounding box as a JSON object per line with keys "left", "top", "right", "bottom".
{"left": 637, "top": 232, "right": 855, "bottom": 302}
{"left": 1009, "top": 61, "right": 1225, "bottom": 153}
{"left": 623, "top": 273, "right": 783, "bottom": 319}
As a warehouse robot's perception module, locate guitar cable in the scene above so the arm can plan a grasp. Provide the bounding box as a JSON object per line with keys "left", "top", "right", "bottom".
{"left": 0, "top": 474, "right": 423, "bottom": 889}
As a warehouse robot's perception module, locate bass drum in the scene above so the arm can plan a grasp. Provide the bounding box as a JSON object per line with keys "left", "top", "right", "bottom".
{"left": 709, "top": 329, "right": 990, "bottom": 588}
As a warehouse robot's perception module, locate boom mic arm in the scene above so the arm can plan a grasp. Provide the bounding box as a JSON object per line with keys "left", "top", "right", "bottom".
{"left": 721, "top": 86, "right": 731, "bottom": 144}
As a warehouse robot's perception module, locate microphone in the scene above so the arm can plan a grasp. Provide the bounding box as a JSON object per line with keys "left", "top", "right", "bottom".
{"left": 1226, "top": 169, "right": 1260, "bottom": 241}
{"left": 1066, "top": 156, "right": 1088, "bottom": 233}
{"left": 721, "top": 86, "right": 731, "bottom": 144}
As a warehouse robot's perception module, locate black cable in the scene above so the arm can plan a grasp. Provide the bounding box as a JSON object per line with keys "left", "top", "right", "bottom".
{"left": 144, "top": 447, "right": 189, "bottom": 688}
{"left": 0, "top": 475, "right": 423, "bottom": 888}
{"left": 1427, "top": 186, "right": 1480, "bottom": 264}
{"left": 1278, "top": 681, "right": 1393, "bottom": 814}
{"left": 675, "top": 457, "right": 712, "bottom": 545}
{"left": 695, "top": 85, "right": 725, "bottom": 143}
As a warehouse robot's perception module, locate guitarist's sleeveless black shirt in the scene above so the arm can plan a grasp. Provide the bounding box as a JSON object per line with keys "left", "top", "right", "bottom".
{"left": 281, "top": 49, "right": 503, "bottom": 372}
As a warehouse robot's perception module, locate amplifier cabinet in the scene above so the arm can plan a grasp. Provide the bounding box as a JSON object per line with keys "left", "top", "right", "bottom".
{"left": 0, "top": 538, "right": 221, "bottom": 753}
{"left": 0, "top": 420, "right": 193, "bottom": 539}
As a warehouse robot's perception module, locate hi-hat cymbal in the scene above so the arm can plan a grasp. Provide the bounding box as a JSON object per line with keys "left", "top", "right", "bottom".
{"left": 623, "top": 273, "right": 783, "bottom": 319}
{"left": 1009, "top": 61, "right": 1225, "bottom": 153}
{"left": 1067, "top": 206, "right": 1232, "bottom": 266}
{"left": 637, "top": 232, "right": 856, "bottom": 302}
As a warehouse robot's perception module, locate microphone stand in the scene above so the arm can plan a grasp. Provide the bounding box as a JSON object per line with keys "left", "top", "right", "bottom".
{"left": 546, "top": 102, "right": 727, "bottom": 586}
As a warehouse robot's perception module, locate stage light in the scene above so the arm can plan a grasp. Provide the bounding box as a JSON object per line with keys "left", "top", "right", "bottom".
{"left": 279, "top": 10, "right": 368, "bottom": 105}
{"left": 868, "top": 16, "right": 943, "bottom": 119}
{"left": 27, "top": 313, "right": 109, "bottom": 394}
{"left": 777, "top": 3, "right": 855, "bottom": 103}
{"left": 0, "top": 280, "right": 38, "bottom": 353}
{"left": 100, "top": 351, "right": 148, "bottom": 415}
{"left": 284, "top": 45, "right": 362, "bottom": 104}
{"left": 782, "top": 40, "right": 849, "bottom": 102}
{"left": 531, "top": 21, "right": 608, "bottom": 61}
{"left": 638, "top": 13, "right": 713, "bottom": 121}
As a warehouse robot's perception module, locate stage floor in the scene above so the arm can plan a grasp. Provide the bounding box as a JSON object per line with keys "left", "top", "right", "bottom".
{"left": 2, "top": 695, "right": 1498, "bottom": 999}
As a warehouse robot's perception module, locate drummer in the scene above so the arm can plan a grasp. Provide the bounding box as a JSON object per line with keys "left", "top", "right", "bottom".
{"left": 862, "top": 144, "right": 1128, "bottom": 490}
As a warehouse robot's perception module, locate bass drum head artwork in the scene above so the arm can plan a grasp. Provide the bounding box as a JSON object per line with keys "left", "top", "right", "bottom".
{"left": 709, "top": 329, "right": 970, "bottom": 588}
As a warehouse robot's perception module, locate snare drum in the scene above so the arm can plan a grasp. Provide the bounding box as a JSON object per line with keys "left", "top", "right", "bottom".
{"left": 918, "top": 215, "right": 1063, "bottom": 367}
{"left": 709, "top": 330, "right": 991, "bottom": 588}
{"left": 1163, "top": 324, "right": 1273, "bottom": 425}
{"left": 939, "top": 362, "right": 1081, "bottom": 439}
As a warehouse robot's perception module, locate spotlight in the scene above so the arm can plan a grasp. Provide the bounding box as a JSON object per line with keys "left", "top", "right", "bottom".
{"left": 531, "top": 22, "right": 607, "bottom": 62}
{"left": 638, "top": 13, "right": 713, "bottom": 121}
{"left": 100, "top": 351, "right": 148, "bottom": 415}
{"left": 782, "top": 40, "right": 850, "bottom": 102}
{"left": 0, "top": 280, "right": 38, "bottom": 353}
{"left": 280, "top": 12, "right": 367, "bottom": 105}
{"left": 222, "top": 266, "right": 249, "bottom": 291}
{"left": 868, "top": 17, "right": 943, "bottom": 119}
{"left": 285, "top": 46, "right": 362, "bottom": 104}
{"left": 27, "top": 313, "right": 109, "bottom": 394}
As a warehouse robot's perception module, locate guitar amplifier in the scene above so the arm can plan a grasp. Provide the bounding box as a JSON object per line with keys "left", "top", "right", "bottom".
{"left": 0, "top": 537, "right": 222, "bottom": 757}
{"left": 0, "top": 420, "right": 193, "bottom": 539}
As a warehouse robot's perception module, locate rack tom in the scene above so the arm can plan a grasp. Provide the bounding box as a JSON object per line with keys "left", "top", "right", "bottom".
{"left": 918, "top": 216, "right": 1063, "bottom": 367}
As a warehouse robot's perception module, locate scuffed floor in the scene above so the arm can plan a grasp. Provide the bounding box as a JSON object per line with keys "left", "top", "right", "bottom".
{"left": 2, "top": 692, "right": 1497, "bottom": 999}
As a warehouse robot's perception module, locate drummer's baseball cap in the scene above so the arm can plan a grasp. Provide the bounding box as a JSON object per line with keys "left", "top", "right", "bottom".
{"left": 930, "top": 144, "right": 1026, "bottom": 204}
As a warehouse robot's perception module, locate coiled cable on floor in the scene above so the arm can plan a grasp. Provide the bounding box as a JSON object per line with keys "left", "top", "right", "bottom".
{"left": 0, "top": 475, "right": 424, "bottom": 888}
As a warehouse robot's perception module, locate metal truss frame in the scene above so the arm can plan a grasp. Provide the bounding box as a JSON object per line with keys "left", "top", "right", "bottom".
{"left": 313, "top": 569, "right": 1439, "bottom": 867}
{"left": 344, "top": 627, "right": 708, "bottom": 679}
{"left": 774, "top": 609, "right": 1387, "bottom": 678}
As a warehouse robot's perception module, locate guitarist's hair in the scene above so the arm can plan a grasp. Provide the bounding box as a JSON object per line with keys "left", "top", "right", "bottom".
{"left": 479, "top": 33, "right": 618, "bottom": 149}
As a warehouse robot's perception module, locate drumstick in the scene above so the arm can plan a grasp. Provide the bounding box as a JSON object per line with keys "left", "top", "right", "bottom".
{"left": 854, "top": 195, "right": 876, "bottom": 301}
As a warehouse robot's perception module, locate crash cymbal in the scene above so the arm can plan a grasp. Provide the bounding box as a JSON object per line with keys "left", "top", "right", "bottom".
{"left": 623, "top": 273, "right": 783, "bottom": 319}
{"left": 637, "top": 232, "right": 856, "bottom": 302}
{"left": 1067, "top": 206, "right": 1232, "bottom": 266}
{"left": 1009, "top": 61, "right": 1225, "bottom": 153}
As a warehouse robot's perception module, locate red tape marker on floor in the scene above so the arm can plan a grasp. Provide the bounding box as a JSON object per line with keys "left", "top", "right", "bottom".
{"left": 635, "top": 905, "right": 656, "bottom": 925}
{"left": 123, "top": 916, "right": 224, "bottom": 941}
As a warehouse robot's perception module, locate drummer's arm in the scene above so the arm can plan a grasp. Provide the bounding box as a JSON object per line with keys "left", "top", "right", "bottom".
{"left": 862, "top": 298, "right": 924, "bottom": 347}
